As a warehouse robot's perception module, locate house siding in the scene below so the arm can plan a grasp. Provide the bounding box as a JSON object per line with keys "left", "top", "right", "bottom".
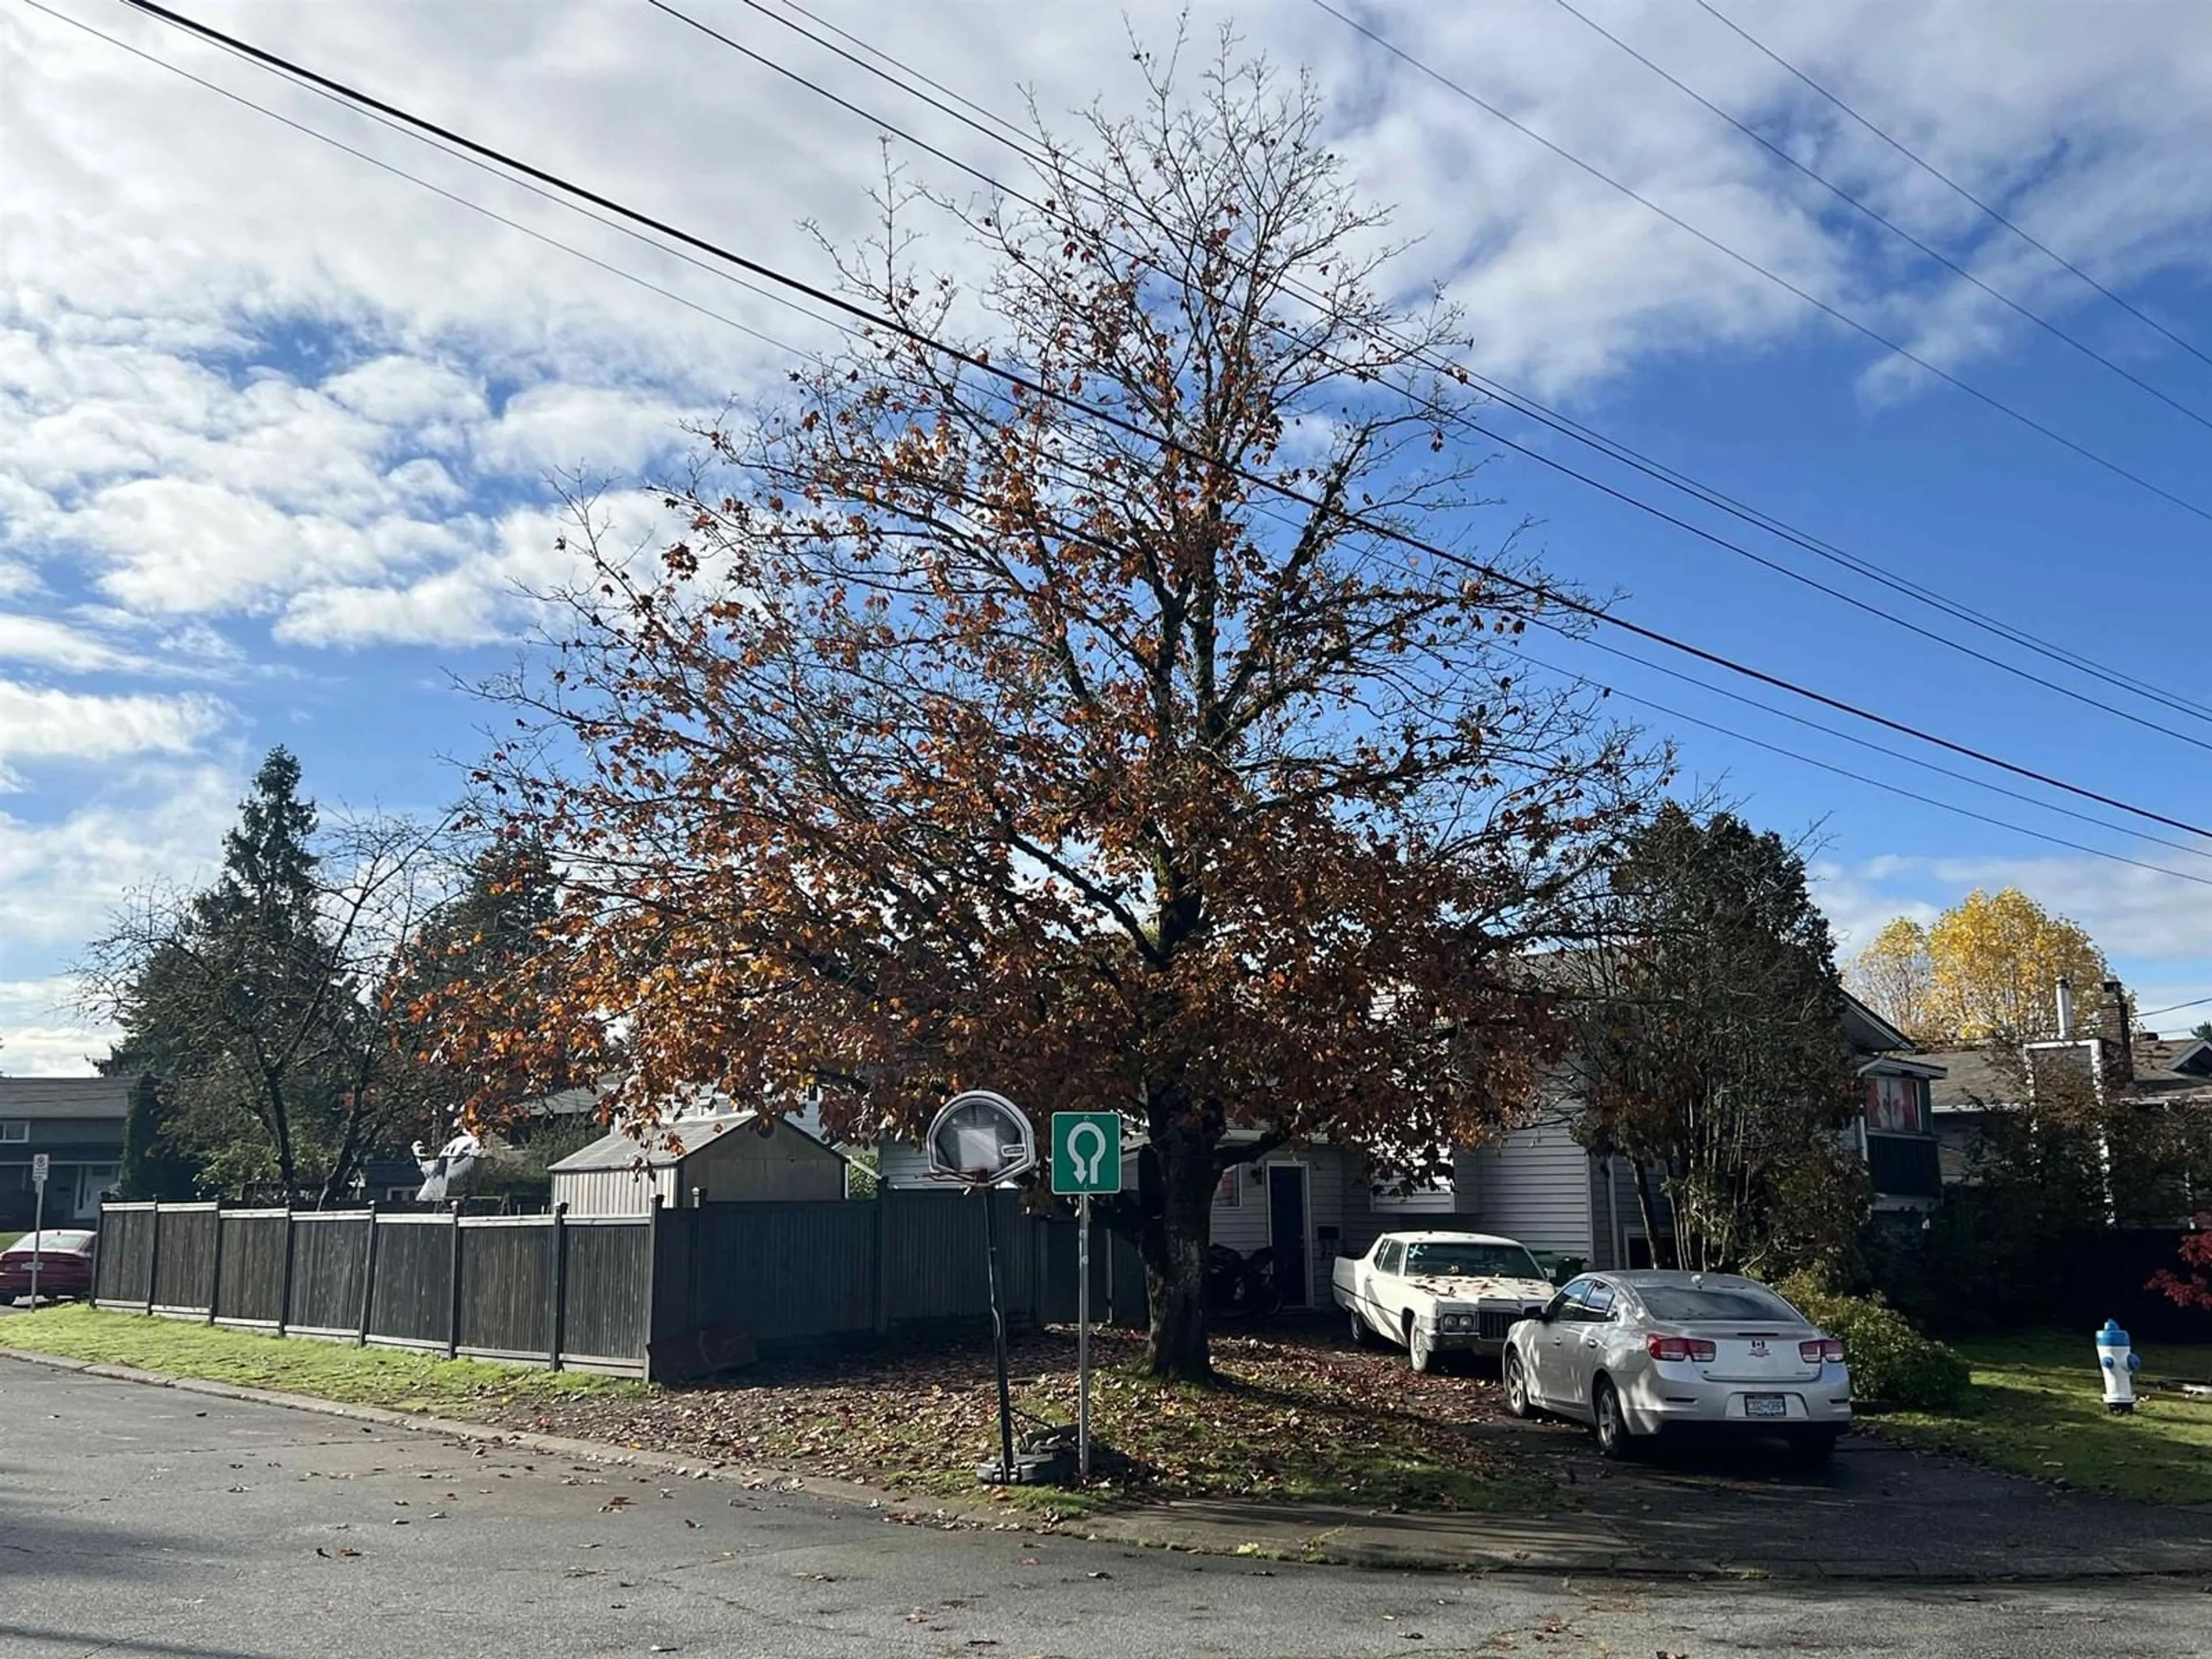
{"left": 1461, "top": 1108, "right": 1596, "bottom": 1262}
{"left": 554, "top": 1165, "right": 663, "bottom": 1217}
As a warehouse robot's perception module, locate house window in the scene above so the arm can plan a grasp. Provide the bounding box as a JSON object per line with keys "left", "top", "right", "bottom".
{"left": 0, "top": 1121, "right": 26, "bottom": 1143}
{"left": 1866, "top": 1074, "right": 1925, "bottom": 1134}
{"left": 1214, "top": 1167, "right": 1242, "bottom": 1209}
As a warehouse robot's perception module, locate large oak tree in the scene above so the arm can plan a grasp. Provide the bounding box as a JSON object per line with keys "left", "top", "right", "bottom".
{"left": 461, "top": 48, "right": 1654, "bottom": 1379}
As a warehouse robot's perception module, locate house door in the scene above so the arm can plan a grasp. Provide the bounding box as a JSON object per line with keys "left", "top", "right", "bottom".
{"left": 1267, "top": 1165, "right": 1309, "bottom": 1307}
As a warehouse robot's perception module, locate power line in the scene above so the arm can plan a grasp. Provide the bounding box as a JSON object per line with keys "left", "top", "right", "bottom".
{"left": 1305, "top": 0, "right": 2212, "bottom": 528}
{"left": 1690, "top": 0, "right": 2212, "bottom": 377}
{"left": 89, "top": 0, "right": 2212, "bottom": 842}
{"left": 1544, "top": 0, "right": 2212, "bottom": 437}
{"left": 1550, "top": 627, "right": 2212, "bottom": 867}
{"left": 1225, "top": 480, "right": 2212, "bottom": 891}
{"left": 642, "top": 0, "right": 2212, "bottom": 753}
{"left": 2139, "top": 993, "right": 2212, "bottom": 1022}
{"left": 59, "top": 1, "right": 2212, "bottom": 897}
{"left": 1517, "top": 652, "right": 2212, "bottom": 894}
{"left": 693, "top": 0, "right": 2212, "bottom": 734}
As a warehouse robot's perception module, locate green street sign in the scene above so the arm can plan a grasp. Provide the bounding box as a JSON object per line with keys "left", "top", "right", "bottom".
{"left": 1051, "top": 1111, "right": 1123, "bottom": 1196}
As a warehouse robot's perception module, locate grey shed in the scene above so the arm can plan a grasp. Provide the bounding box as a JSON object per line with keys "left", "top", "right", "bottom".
{"left": 548, "top": 1111, "right": 852, "bottom": 1216}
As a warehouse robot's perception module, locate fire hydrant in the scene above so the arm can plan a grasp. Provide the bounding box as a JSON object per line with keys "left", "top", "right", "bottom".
{"left": 2096, "top": 1319, "right": 2141, "bottom": 1414}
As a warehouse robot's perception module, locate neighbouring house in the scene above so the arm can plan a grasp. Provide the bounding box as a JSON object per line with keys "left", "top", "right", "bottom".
{"left": 1919, "top": 976, "right": 2212, "bottom": 1217}
{"left": 874, "top": 991, "right": 1946, "bottom": 1296}
{"left": 551, "top": 1109, "right": 857, "bottom": 1215}
{"left": 0, "top": 1077, "right": 133, "bottom": 1228}
{"left": 1465, "top": 993, "right": 1947, "bottom": 1270}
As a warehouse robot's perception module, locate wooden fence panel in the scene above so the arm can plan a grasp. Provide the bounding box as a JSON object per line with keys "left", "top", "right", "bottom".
{"left": 213, "top": 1211, "right": 288, "bottom": 1325}
{"left": 456, "top": 1218, "right": 555, "bottom": 1359}
{"left": 287, "top": 1214, "right": 371, "bottom": 1336}
{"left": 884, "top": 1190, "right": 1048, "bottom": 1327}
{"left": 366, "top": 1215, "right": 453, "bottom": 1349}
{"left": 683, "top": 1202, "right": 876, "bottom": 1342}
{"left": 560, "top": 1218, "right": 651, "bottom": 1366}
{"left": 93, "top": 1204, "right": 156, "bottom": 1306}
{"left": 150, "top": 1205, "right": 219, "bottom": 1315}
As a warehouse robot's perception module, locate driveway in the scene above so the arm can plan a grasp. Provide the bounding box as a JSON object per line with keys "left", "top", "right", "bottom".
{"left": 6, "top": 1359, "right": 2212, "bottom": 1659}
{"left": 1481, "top": 1408, "right": 2212, "bottom": 1574}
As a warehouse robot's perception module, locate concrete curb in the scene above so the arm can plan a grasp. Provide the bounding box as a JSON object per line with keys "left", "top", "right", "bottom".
{"left": 6, "top": 1345, "right": 2208, "bottom": 1584}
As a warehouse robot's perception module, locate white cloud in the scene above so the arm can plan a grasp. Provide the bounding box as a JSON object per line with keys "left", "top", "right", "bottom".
{"left": 0, "top": 612, "right": 139, "bottom": 673}
{"left": 0, "top": 760, "right": 237, "bottom": 960}
{"left": 0, "top": 679, "right": 228, "bottom": 761}
{"left": 0, "top": 978, "right": 113, "bottom": 1077}
{"left": 472, "top": 384, "right": 690, "bottom": 480}
{"left": 274, "top": 490, "right": 669, "bottom": 649}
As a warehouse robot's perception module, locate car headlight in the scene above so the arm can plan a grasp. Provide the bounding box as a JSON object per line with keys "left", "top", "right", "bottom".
{"left": 1441, "top": 1312, "right": 1475, "bottom": 1333}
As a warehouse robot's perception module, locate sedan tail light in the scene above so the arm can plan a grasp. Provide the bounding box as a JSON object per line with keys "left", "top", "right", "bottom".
{"left": 1646, "top": 1334, "right": 1718, "bottom": 1362}
{"left": 1800, "top": 1338, "right": 1846, "bottom": 1363}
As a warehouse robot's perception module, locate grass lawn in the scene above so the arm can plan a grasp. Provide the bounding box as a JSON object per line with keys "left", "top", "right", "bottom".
{"left": 0, "top": 1304, "right": 637, "bottom": 1417}
{"left": 0, "top": 1232, "right": 19, "bottom": 1251}
{"left": 1875, "top": 1329, "right": 2212, "bottom": 1503}
{"left": 510, "top": 1321, "right": 1559, "bottom": 1518}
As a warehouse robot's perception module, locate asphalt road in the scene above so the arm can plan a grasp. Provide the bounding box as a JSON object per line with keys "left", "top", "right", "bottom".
{"left": 2, "top": 1360, "right": 2208, "bottom": 1659}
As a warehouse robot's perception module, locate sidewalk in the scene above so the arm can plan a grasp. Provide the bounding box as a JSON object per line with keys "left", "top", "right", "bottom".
{"left": 9, "top": 1345, "right": 2211, "bottom": 1581}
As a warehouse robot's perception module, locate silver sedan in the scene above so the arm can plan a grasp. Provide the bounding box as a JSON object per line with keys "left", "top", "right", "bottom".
{"left": 1501, "top": 1270, "right": 1853, "bottom": 1464}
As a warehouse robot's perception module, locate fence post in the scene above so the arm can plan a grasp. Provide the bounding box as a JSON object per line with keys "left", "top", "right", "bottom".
{"left": 205, "top": 1202, "right": 224, "bottom": 1325}
{"left": 548, "top": 1203, "right": 569, "bottom": 1370}
{"left": 357, "top": 1202, "right": 380, "bottom": 1346}
{"left": 644, "top": 1195, "right": 664, "bottom": 1379}
{"left": 275, "top": 1207, "right": 296, "bottom": 1336}
{"left": 144, "top": 1204, "right": 161, "bottom": 1315}
{"left": 445, "top": 1201, "right": 464, "bottom": 1360}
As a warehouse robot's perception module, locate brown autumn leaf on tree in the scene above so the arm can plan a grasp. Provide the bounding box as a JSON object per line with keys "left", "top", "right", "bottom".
{"left": 445, "top": 42, "right": 1658, "bottom": 1381}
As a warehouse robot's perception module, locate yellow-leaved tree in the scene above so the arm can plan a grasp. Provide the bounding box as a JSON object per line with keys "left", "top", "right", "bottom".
{"left": 1849, "top": 888, "right": 2105, "bottom": 1045}
{"left": 1850, "top": 916, "right": 1936, "bottom": 1041}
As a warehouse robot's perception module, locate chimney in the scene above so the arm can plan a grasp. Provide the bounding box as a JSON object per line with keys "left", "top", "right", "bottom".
{"left": 2055, "top": 976, "right": 2075, "bottom": 1040}
{"left": 2099, "top": 977, "right": 2134, "bottom": 1090}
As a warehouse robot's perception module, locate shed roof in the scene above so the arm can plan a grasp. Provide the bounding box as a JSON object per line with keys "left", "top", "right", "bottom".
{"left": 0, "top": 1077, "right": 135, "bottom": 1120}
{"left": 548, "top": 1111, "right": 843, "bottom": 1175}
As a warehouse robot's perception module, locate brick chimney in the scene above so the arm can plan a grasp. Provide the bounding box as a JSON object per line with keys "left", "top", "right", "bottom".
{"left": 2099, "top": 977, "right": 2134, "bottom": 1091}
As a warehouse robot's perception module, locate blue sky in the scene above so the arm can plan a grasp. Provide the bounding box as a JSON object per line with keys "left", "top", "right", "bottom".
{"left": 5, "top": 0, "right": 2212, "bottom": 1071}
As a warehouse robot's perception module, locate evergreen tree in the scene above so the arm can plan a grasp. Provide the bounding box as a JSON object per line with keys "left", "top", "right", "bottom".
{"left": 1566, "top": 806, "right": 1867, "bottom": 1275}
{"left": 82, "top": 748, "right": 449, "bottom": 1205}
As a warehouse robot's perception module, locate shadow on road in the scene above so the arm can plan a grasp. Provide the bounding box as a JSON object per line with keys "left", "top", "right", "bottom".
{"left": 0, "top": 1476, "right": 179, "bottom": 1585}
{"left": 0, "top": 1626, "right": 273, "bottom": 1659}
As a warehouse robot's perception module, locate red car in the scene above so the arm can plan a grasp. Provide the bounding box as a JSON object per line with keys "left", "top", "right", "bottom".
{"left": 0, "top": 1230, "right": 97, "bottom": 1304}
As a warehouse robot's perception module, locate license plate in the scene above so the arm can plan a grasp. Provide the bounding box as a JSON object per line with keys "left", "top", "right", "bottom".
{"left": 1745, "top": 1393, "right": 1787, "bottom": 1419}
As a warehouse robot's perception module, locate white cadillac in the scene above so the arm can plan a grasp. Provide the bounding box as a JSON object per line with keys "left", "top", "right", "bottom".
{"left": 1502, "top": 1270, "right": 1854, "bottom": 1465}
{"left": 1333, "top": 1230, "right": 1558, "bottom": 1372}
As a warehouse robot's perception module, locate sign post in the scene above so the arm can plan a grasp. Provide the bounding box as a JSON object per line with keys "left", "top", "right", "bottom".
{"left": 925, "top": 1090, "right": 1036, "bottom": 1485}
{"left": 28, "top": 1153, "right": 49, "bottom": 1306}
{"left": 1050, "top": 1112, "right": 1123, "bottom": 1483}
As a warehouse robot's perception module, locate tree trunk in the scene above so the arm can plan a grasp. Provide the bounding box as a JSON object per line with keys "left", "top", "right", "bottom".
{"left": 1139, "top": 1118, "right": 1219, "bottom": 1383}
{"left": 1629, "top": 1158, "right": 1662, "bottom": 1268}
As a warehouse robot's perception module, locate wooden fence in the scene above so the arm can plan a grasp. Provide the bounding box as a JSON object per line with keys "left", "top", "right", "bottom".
{"left": 94, "top": 1200, "right": 649, "bottom": 1373}
{"left": 92, "top": 1188, "right": 1145, "bottom": 1382}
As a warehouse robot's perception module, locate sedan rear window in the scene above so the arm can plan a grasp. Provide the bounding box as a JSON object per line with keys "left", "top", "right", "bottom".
{"left": 1638, "top": 1285, "right": 1798, "bottom": 1323}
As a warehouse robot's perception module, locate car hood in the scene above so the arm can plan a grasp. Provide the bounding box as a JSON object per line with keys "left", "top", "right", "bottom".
{"left": 1407, "top": 1274, "right": 1553, "bottom": 1303}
